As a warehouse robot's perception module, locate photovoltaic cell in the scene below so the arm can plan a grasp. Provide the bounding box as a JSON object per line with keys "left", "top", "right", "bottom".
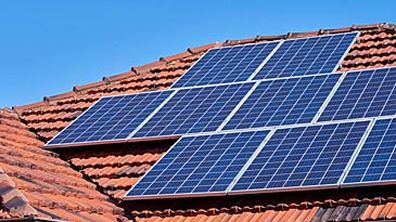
{"left": 319, "top": 67, "right": 396, "bottom": 122}
{"left": 171, "top": 42, "right": 279, "bottom": 88}
{"left": 343, "top": 118, "right": 396, "bottom": 185}
{"left": 133, "top": 83, "right": 254, "bottom": 138}
{"left": 253, "top": 32, "right": 358, "bottom": 80}
{"left": 223, "top": 73, "right": 340, "bottom": 130}
{"left": 47, "top": 91, "right": 173, "bottom": 146}
{"left": 126, "top": 130, "right": 270, "bottom": 199}
{"left": 231, "top": 121, "right": 369, "bottom": 193}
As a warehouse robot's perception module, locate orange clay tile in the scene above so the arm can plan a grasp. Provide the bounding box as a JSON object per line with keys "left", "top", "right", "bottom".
{"left": 4, "top": 23, "right": 396, "bottom": 222}
{"left": 0, "top": 108, "right": 127, "bottom": 221}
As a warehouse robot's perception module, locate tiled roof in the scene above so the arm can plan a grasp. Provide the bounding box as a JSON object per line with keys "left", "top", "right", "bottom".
{"left": 6, "top": 23, "right": 396, "bottom": 221}
{"left": 130, "top": 198, "right": 396, "bottom": 222}
{"left": 0, "top": 109, "right": 127, "bottom": 221}
{"left": 59, "top": 141, "right": 174, "bottom": 200}
{"left": 124, "top": 186, "right": 396, "bottom": 222}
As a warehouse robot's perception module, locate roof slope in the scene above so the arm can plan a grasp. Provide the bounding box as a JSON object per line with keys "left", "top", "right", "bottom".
{"left": 0, "top": 109, "right": 127, "bottom": 221}
{"left": 7, "top": 23, "right": 396, "bottom": 222}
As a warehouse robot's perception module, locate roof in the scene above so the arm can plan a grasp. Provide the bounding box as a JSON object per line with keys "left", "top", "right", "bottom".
{"left": 0, "top": 109, "right": 127, "bottom": 221}
{"left": 1, "top": 22, "right": 396, "bottom": 221}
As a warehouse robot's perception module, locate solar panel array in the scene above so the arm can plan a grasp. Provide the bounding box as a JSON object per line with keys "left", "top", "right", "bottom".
{"left": 343, "top": 118, "right": 396, "bottom": 185}
{"left": 133, "top": 83, "right": 254, "bottom": 139}
{"left": 223, "top": 73, "right": 341, "bottom": 130}
{"left": 126, "top": 130, "right": 270, "bottom": 199}
{"left": 231, "top": 121, "right": 369, "bottom": 193}
{"left": 47, "top": 32, "right": 359, "bottom": 148}
{"left": 47, "top": 91, "right": 173, "bottom": 146}
{"left": 45, "top": 31, "right": 396, "bottom": 200}
{"left": 172, "top": 41, "right": 279, "bottom": 88}
{"left": 123, "top": 32, "right": 396, "bottom": 199}
{"left": 253, "top": 32, "right": 357, "bottom": 80}
{"left": 319, "top": 68, "right": 396, "bottom": 122}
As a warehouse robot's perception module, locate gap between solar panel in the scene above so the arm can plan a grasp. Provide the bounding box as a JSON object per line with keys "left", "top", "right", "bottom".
{"left": 251, "top": 32, "right": 359, "bottom": 80}
{"left": 130, "top": 73, "right": 348, "bottom": 141}
{"left": 125, "top": 119, "right": 373, "bottom": 200}
{"left": 171, "top": 32, "right": 358, "bottom": 88}
{"left": 45, "top": 90, "right": 175, "bottom": 148}
{"left": 45, "top": 81, "right": 258, "bottom": 148}
{"left": 220, "top": 72, "right": 343, "bottom": 131}
{"left": 228, "top": 119, "right": 371, "bottom": 195}
{"left": 318, "top": 66, "right": 396, "bottom": 122}
{"left": 170, "top": 40, "right": 281, "bottom": 88}
{"left": 131, "top": 82, "right": 256, "bottom": 140}
{"left": 341, "top": 116, "right": 396, "bottom": 188}
{"left": 124, "top": 129, "right": 272, "bottom": 200}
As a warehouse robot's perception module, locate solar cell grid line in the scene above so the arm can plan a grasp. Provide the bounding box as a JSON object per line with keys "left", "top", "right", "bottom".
{"left": 125, "top": 130, "right": 270, "bottom": 200}
{"left": 46, "top": 90, "right": 173, "bottom": 147}
{"left": 318, "top": 67, "right": 396, "bottom": 122}
{"left": 222, "top": 73, "right": 341, "bottom": 130}
{"left": 171, "top": 41, "right": 279, "bottom": 88}
{"left": 132, "top": 82, "right": 255, "bottom": 139}
{"left": 343, "top": 118, "right": 396, "bottom": 186}
{"left": 252, "top": 32, "right": 358, "bottom": 80}
{"left": 230, "top": 120, "right": 370, "bottom": 194}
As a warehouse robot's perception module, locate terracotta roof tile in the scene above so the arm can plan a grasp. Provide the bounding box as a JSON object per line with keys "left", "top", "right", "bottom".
{"left": 132, "top": 61, "right": 167, "bottom": 74}
{"left": 95, "top": 177, "right": 139, "bottom": 189}
{"left": 130, "top": 196, "right": 396, "bottom": 222}
{"left": 83, "top": 164, "right": 151, "bottom": 178}
{"left": 0, "top": 108, "right": 127, "bottom": 221}
{"left": 7, "top": 23, "right": 396, "bottom": 221}
{"left": 73, "top": 80, "right": 108, "bottom": 93}
{"left": 160, "top": 51, "right": 193, "bottom": 63}
{"left": 0, "top": 168, "right": 37, "bottom": 218}
{"left": 103, "top": 71, "right": 137, "bottom": 83}
{"left": 71, "top": 152, "right": 162, "bottom": 168}
{"left": 134, "top": 207, "right": 320, "bottom": 222}
{"left": 187, "top": 42, "right": 222, "bottom": 54}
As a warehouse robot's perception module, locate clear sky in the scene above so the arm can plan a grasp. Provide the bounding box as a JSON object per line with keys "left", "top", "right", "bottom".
{"left": 0, "top": 0, "right": 395, "bottom": 108}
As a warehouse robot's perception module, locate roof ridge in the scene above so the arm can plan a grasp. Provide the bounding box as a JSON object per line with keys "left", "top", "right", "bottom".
{"left": 12, "top": 23, "right": 394, "bottom": 114}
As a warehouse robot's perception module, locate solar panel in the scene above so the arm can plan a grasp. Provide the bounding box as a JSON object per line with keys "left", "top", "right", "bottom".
{"left": 230, "top": 121, "right": 370, "bottom": 193}
{"left": 125, "top": 130, "right": 270, "bottom": 200}
{"left": 132, "top": 82, "right": 254, "bottom": 139}
{"left": 252, "top": 32, "right": 358, "bottom": 80}
{"left": 47, "top": 90, "right": 173, "bottom": 147}
{"left": 318, "top": 67, "right": 396, "bottom": 122}
{"left": 343, "top": 118, "right": 396, "bottom": 185}
{"left": 171, "top": 42, "right": 279, "bottom": 88}
{"left": 222, "top": 73, "right": 341, "bottom": 130}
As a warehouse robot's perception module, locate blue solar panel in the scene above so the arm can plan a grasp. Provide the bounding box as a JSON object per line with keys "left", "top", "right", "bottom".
{"left": 47, "top": 91, "right": 173, "bottom": 147}
{"left": 126, "top": 130, "right": 270, "bottom": 199}
{"left": 319, "top": 67, "right": 396, "bottom": 122}
{"left": 171, "top": 42, "right": 279, "bottom": 88}
{"left": 132, "top": 83, "right": 254, "bottom": 139}
{"left": 223, "top": 73, "right": 340, "bottom": 130}
{"left": 231, "top": 121, "right": 369, "bottom": 193}
{"left": 253, "top": 32, "right": 358, "bottom": 80}
{"left": 343, "top": 118, "right": 396, "bottom": 185}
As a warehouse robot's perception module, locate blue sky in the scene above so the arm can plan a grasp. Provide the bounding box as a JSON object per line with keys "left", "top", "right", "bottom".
{"left": 0, "top": 0, "right": 395, "bottom": 108}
